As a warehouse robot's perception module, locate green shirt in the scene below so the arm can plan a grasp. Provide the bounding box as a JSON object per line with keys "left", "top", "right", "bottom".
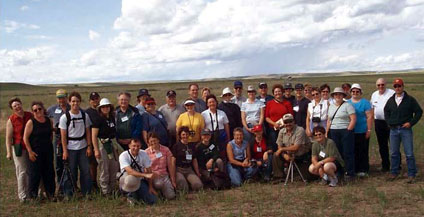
{"left": 311, "top": 138, "right": 344, "bottom": 167}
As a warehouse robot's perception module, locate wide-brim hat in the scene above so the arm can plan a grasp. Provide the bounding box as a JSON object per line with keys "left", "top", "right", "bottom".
{"left": 221, "top": 87, "right": 233, "bottom": 97}
{"left": 119, "top": 173, "right": 140, "bottom": 192}
{"left": 99, "top": 98, "right": 111, "bottom": 107}
{"left": 331, "top": 87, "right": 347, "bottom": 97}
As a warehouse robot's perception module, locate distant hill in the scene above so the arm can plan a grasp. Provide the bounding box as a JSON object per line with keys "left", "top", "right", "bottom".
{"left": 0, "top": 82, "right": 44, "bottom": 91}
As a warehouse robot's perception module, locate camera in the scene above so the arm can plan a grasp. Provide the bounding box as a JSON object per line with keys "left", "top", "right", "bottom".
{"left": 312, "top": 117, "right": 321, "bottom": 123}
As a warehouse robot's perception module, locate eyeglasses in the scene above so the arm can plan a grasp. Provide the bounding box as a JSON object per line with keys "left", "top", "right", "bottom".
{"left": 33, "top": 107, "right": 42, "bottom": 112}
{"left": 394, "top": 85, "right": 402, "bottom": 88}
{"left": 312, "top": 93, "right": 320, "bottom": 96}
{"left": 259, "top": 86, "right": 267, "bottom": 89}
{"left": 351, "top": 90, "right": 360, "bottom": 94}
{"left": 223, "top": 94, "right": 232, "bottom": 97}
{"left": 377, "top": 84, "right": 385, "bottom": 87}
{"left": 314, "top": 133, "right": 323, "bottom": 136}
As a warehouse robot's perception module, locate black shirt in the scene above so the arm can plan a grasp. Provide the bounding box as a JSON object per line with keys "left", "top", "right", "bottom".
{"left": 293, "top": 97, "right": 310, "bottom": 129}
{"left": 171, "top": 141, "right": 196, "bottom": 168}
{"left": 93, "top": 115, "right": 116, "bottom": 139}
{"left": 195, "top": 142, "right": 220, "bottom": 170}
{"left": 85, "top": 107, "right": 101, "bottom": 127}
{"left": 218, "top": 102, "right": 242, "bottom": 139}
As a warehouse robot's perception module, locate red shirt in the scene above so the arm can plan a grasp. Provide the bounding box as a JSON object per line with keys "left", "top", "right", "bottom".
{"left": 265, "top": 99, "right": 293, "bottom": 127}
{"left": 9, "top": 112, "right": 32, "bottom": 150}
{"left": 252, "top": 138, "right": 267, "bottom": 160}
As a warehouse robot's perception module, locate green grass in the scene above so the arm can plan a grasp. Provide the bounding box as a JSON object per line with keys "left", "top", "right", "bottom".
{"left": 1, "top": 72, "right": 424, "bottom": 216}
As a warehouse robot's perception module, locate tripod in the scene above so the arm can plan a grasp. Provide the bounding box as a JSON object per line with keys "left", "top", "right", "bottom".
{"left": 59, "top": 161, "right": 77, "bottom": 195}
{"left": 284, "top": 157, "right": 306, "bottom": 185}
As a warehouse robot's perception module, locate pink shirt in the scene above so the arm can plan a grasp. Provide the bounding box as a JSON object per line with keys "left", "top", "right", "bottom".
{"left": 145, "top": 145, "right": 173, "bottom": 176}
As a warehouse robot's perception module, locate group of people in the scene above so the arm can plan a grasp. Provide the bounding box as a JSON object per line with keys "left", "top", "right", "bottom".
{"left": 5, "top": 77, "right": 422, "bottom": 205}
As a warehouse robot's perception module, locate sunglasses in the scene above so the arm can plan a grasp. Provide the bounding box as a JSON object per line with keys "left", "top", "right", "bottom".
{"left": 377, "top": 84, "right": 385, "bottom": 87}
{"left": 33, "top": 107, "right": 43, "bottom": 112}
{"left": 223, "top": 94, "right": 232, "bottom": 97}
{"left": 314, "top": 133, "right": 323, "bottom": 136}
{"left": 394, "top": 84, "right": 402, "bottom": 88}
{"left": 259, "top": 86, "right": 267, "bottom": 89}
{"left": 283, "top": 120, "right": 293, "bottom": 124}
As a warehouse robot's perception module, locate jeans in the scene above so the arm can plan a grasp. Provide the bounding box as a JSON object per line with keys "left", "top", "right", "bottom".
{"left": 390, "top": 127, "right": 417, "bottom": 177}
{"left": 267, "top": 128, "right": 279, "bottom": 152}
{"left": 66, "top": 147, "right": 92, "bottom": 196}
{"left": 328, "top": 129, "right": 355, "bottom": 177}
{"left": 127, "top": 180, "right": 158, "bottom": 205}
{"left": 354, "top": 133, "right": 369, "bottom": 173}
{"left": 243, "top": 123, "right": 254, "bottom": 143}
{"left": 374, "top": 120, "right": 391, "bottom": 170}
{"left": 226, "top": 163, "right": 258, "bottom": 187}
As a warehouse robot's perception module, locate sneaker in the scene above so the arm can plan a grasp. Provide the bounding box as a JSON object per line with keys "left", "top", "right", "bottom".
{"left": 406, "top": 177, "right": 416, "bottom": 184}
{"left": 319, "top": 178, "right": 328, "bottom": 185}
{"left": 356, "top": 172, "right": 368, "bottom": 178}
{"left": 386, "top": 174, "right": 398, "bottom": 182}
{"left": 127, "top": 197, "right": 137, "bottom": 206}
{"left": 329, "top": 176, "right": 338, "bottom": 187}
{"left": 323, "top": 174, "right": 328, "bottom": 181}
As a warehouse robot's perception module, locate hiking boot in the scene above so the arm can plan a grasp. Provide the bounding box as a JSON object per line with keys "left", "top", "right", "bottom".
{"left": 329, "top": 176, "right": 338, "bottom": 187}
{"left": 386, "top": 174, "right": 398, "bottom": 182}
{"left": 405, "top": 177, "right": 416, "bottom": 184}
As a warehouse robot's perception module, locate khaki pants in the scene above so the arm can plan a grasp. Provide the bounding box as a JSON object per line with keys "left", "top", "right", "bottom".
{"left": 96, "top": 140, "right": 120, "bottom": 194}
{"left": 176, "top": 167, "right": 203, "bottom": 192}
{"left": 13, "top": 148, "right": 30, "bottom": 201}
{"left": 153, "top": 174, "right": 175, "bottom": 200}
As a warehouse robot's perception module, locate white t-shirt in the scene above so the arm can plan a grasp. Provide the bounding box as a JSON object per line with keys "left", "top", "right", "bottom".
{"left": 201, "top": 109, "right": 229, "bottom": 130}
{"left": 241, "top": 99, "right": 265, "bottom": 125}
{"left": 307, "top": 99, "right": 329, "bottom": 121}
{"left": 370, "top": 88, "right": 395, "bottom": 120}
{"left": 59, "top": 111, "right": 91, "bottom": 150}
{"left": 119, "top": 149, "right": 152, "bottom": 173}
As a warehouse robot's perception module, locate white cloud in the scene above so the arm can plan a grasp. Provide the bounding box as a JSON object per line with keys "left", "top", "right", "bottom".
{"left": 88, "top": 30, "right": 100, "bottom": 41}
{"left": 2, "top": 20, "right": 40, "bottom": 33}
{"left": 20, "top": 5, "right": 30, "bottom": 11}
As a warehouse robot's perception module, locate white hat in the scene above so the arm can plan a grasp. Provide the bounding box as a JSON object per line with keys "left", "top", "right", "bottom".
{"left": 119, "top": 173, "right": 140, "bottom": 192}
{"left": 331, "top": 87, "right": 347, "bottom": 97}
{"left": 184, "top": 99, "right": 196, "bottom": 105}
{"left": 350, "top": 83, "right": 362, "bottom": 91}
{"left": 221, "top": 87, "right": 233, "bottom": 97}
{"left": 99, "top": 98, "right": 112, "bottom": 107}
{"left": 247, "top": 85, "right": 256, "bottom": 92}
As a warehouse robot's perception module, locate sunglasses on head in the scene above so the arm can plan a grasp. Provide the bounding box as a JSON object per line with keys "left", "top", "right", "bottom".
{"left": 394, "top": 84, "right": 402, "bottom": 88}
{"left": 33, "top": 107, "right": 42, "bottom": 112}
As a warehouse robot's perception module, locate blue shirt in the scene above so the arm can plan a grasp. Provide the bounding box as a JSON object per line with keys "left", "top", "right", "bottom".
{"left": 141, "top": 111, "right": 169, "bottom": 146}
{"left": 348, "top": 98, "right": 371, "bottom": 133}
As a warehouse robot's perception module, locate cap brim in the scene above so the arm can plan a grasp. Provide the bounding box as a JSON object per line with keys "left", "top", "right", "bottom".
{"left": 56, "top": 94, "right": 67, "bottom": 98}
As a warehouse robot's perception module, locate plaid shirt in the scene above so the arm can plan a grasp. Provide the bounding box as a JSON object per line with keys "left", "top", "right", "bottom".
{"left": 146, "top": 145, "right": 173, "bottom": 176}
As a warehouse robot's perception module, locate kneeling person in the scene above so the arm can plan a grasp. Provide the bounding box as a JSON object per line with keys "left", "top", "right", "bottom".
{"left": 119, "top": 139, "right": 157, "bottom": 205}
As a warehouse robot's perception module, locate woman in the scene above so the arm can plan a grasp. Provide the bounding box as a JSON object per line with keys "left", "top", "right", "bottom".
{"left": 326, "top": 87, "right": 356, "bottom": 180}
{"left": 5, "top": 98, "right": 32, "bottom": 202}
{"left": 320, "top": 84, "right": 334, "bottom": 104}
{"left": 265, "top": 84, "right": 293, "bottom": 151}
{"left": 241, "top": 85, "right": 265, "bottom": 143}
{"left": 201, "top": 87, "right": 211, "bottom": 103}
{"left": 176, "top": 99, "right": 205, "bottom": 144}
{"left": 347, "top": 84, "right": 372, "bottom": 177}
{"left": 201, "top": 94, "right": 230, "bottom": 160}
{"left": 145, "top": 132, "right": 176, "bottom": 200}
{"left": 141, "top": 97, "right": 169, "bottom": 147}
{"left": 306, "top": 87, "right": 329, "bottom": 137}
{"left": 23, "top": 101, "right": 55, "bottom": 199}
{"left": 309, "top": 126, "right": 344, "bottom": 187}
{"left": 226, "top": 128, "right": 258, "bottom": 187}
{"left": 92, "top": 98, "right": 120, "bottom": 195}
{"left": 250, "top": 125, "right": 272, "bottom": 181}
{"left": 171, "top": 127, "right": 203, "bottom": 192}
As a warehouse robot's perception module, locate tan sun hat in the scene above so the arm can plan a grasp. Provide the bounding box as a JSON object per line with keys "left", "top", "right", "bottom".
{"left": 119, "top": 173, "right": 140, "bottom": 192}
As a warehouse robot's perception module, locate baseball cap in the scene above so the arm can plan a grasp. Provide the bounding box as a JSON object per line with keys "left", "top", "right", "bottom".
{"left": 247, "top": 85, "right": 256, "bottom": 92}
{"left": 283, "top": 113, "right": 294, "bottom": 121}
{"left": 145, "top": 97, "right": 156, "bottom": 104}
{"left": 284, "top": 83, "right": 293, "bottom": 90}
{"left": 393, "top": 78, "right": 404, "bottom": 86}
{"left": 201, "top": 128, "right": 212, "bottom": 135}
{"left": 295, "top": 83, "right": 304, "bottom": 90}
{"left": 89, "top": 92, "right": 100, "bottom": 100}
{"left": 251, "top": 125, "right": 263, "bottom": 132}
{"left": 166, "top": 90, "right": 176, "bottom": 97}
{"left": 56, "top": 89, "right": 67, "bottom": 98}
{"left": 259, "top": 82, "right": 267, "bottom": 88}
{"left": 234, "top": 80, "right": 243, "bottom": 88}
{"left": 137, "top": 88, "right": 150, "bottom": 98}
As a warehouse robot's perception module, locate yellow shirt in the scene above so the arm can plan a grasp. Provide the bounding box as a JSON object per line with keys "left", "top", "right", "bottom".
{"left": 176, "top": 112, "right": 205, "bottom": 143}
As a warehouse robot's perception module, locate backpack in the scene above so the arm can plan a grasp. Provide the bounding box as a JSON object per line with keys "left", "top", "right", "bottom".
{"left": 65, "top": 110, "right": 87, "bottom": 141}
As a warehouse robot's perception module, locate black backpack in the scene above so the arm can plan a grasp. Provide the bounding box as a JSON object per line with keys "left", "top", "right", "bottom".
{"left": 65, "top": 110, "right": 87, "bottom": 141}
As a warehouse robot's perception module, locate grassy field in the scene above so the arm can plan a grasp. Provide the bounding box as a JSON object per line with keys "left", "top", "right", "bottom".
{"left": 1, "top": 72, "right": 423, "bottom": 216}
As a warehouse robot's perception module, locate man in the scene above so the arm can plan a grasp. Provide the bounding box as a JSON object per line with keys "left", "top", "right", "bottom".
{"left": 272, "top": 114, "right": 311, "bottom": 181}
{"left": 119, "top": 139, "right": 157, "bottom": 205}
{"left": 283, "top": 83, "right": 295, "bottom": 105}
{"left": 46, "top": 89, "right": 70, "bottom": 192}
{"left": 370, "top": 78, "right": 395, "bottom": 172}
{"left": 115, "top": 92, "right": 143, "bottom": 150}
{"left": 136, "top": 88, "right": 150, "bottom": 115}
{"left": 158, "top": 90, "right": 185, "bottom": 147}
{"left": 231, "top": 80, "right": 247, "bottom": 107}
{"left": 218, "top": 87, "right": 242, "bottom": 140}
{"left": 181, "top": 83, "right": 207, "bottom": 113}
{"left": 141, "top": 97, "right": 169, "bottom": 147}
{"left": 384, "top": 78, "right": 422, "bottom": 183}
{"left": 85, "top": 92, "right": 101, "bottom": 191}
{"left": 292, "top": 84, "right": 310, "bottom": 129}
{"left": 256, "top": 82, "right": 273, "bottom": 104}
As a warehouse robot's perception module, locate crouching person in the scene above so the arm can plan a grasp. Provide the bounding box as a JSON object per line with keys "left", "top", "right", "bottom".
{"left": 272, "top": 114, "right": 311, "bottom": 182}
{"left": 195, "top": 129, "right": 228, "bottom": 189}
{"left": 171, "top": 127, "right": 203, "bottom": 192}
{"left": 309, "top": 126, "right": 344, "bottom": 187}
{"left": 119, "top": 139, "right": 157, "bottom": 205}
{"left": 250, "top": 125, "right": 272, "bottom": 181}
{"left": 145, "top": 133, "right": 176, "bottom": 200}
{"left": 226, "top": 127, "right": 258, "bottom": 187}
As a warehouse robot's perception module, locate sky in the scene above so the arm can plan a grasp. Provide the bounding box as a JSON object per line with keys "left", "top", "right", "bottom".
{"left": 1, "top": 0, "right": 424, "bottom": 84}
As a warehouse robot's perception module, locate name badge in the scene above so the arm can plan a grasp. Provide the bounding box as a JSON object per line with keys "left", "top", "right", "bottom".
{"left": 209, "top": 144, "right": 215, "bottom": 150}
{"left": 109, "top": 122, "right": 115, "bottom": 127}
{"left": 158, "top": 114, "right": 163, "bottom": 119}
{"left": 55, "top": 108, "right": 62, "bottom": 114}
{"left": 186, "top": 154, "right": 192, "bottom": 160}
{"left": 256, "top": 147, "right": 262, "bottom": 152}
{"left": 121, "top": 116, "right": 129, "bottom": 122}
{"left": 319, "top": 151, "right": 326, "bottom": 158}
{"left": 293, "top": 106, "right": 299, "bottom": 112}
{"left": 155, "top": 152, "right": 162, "bottom": 158}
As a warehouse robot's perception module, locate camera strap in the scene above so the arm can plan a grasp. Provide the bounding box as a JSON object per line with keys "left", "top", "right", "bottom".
{"left": 329, "top": 101, "right": 345, "bottom": 127}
